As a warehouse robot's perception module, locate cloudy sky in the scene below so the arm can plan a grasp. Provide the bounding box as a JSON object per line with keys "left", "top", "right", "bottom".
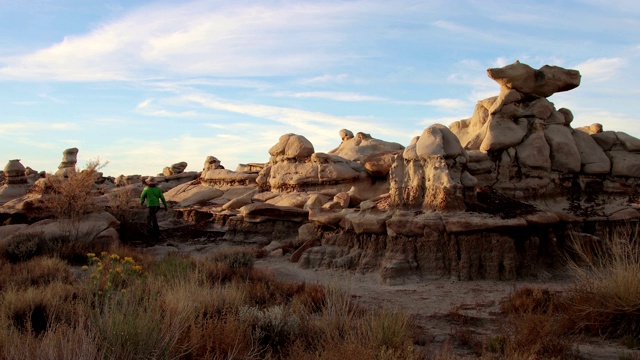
{"left": 1, "top": 0, "right": 638, "bottom": 176}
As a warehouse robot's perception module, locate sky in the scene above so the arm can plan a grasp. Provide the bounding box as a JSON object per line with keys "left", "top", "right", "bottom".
{"left": 1, "top": 0, "right": 639, "bottom": 177}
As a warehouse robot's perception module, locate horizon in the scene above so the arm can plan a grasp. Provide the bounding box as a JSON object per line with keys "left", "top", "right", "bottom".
{"left": 1, "top": 1, "right": 639, "bottom": 177}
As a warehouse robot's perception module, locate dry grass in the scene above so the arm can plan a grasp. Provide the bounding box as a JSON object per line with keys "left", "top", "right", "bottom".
{"left": 0, "top": 246, "right": 419, "bottom": 359}
{"left": 566, "top": 227, "right": 640, "bottom": 338}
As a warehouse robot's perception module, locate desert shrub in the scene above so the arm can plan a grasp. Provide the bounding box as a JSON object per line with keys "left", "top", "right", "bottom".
{"left": 240, "top": 305, "right": 300, "bottom": 355}
{"left": 207, "top": 246, "right": 256, "bottom": 269}
{"left": 490, "top": 286, "right": 579, "bottom": 359}
{"left": 2, "top": 232, "right": 47, "bottom": 263}
{"left": 0, "top": 256, "right": 72, "bottom": 290}
{"left": 566, "top": 229, "right": 640, "bottom": 338}
{"left": 44, "top": 159, "right": 106, "bottom": 221}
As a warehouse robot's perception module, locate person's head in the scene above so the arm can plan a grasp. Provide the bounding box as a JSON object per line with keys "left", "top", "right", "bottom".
{"left": 145, "top": 176, "right": 157, "bottom": 187}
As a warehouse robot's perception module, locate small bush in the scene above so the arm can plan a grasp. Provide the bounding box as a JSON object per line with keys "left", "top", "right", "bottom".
{"left": 207, "top": 246, "right": 256, "bottom": 270}
{"left": 2, "top": 232, "right": 46, "bottom": 263}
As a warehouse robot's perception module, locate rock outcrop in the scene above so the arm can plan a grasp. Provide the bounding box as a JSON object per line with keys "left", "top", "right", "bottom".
{"left": 0, "top": 160, "right": 30, "bottom": 205}
{"left": 54, "top": 148, "right": 78, "bottom": 177}
{"left": 3, "top": 61, "right": 640, "bottom": 285}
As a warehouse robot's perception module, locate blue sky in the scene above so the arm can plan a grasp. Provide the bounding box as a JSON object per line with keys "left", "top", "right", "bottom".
{"left": 1, "top": 0, "right": 639, "bottom": 176}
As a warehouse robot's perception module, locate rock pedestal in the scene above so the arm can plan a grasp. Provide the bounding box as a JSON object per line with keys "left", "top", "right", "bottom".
{"left": 54, "top": 148, "right": 79, "bottom": 177}
{"left": 4, "top": 160, "right": 27, "bottom": 185}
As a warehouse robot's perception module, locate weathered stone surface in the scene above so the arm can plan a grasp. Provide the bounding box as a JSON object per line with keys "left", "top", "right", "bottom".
{"left": 544, "top": 124, "right": 581, "bottom": 173}
{"left": 449, "top": 103, "right": 490, "bottom": 150}
{"left": 520, "top": 211, "right": 560, "bottom": 225}
{"left": 558, "top": 108, "right": 574, "bottom": 125}
{"left": 442, "top": 213, "right": 528, "bottom": 233}
{"left": 487, "top": 61, "right": 581, "bottom": 97}
{"left": 329, "top": 130, "right": 403, "bottom": 177}
{"left": 608, "top": 208, "right": 640, "bottom": 221}
{"left": 303, "top": 193, "right": 330, "bottom": 210}
{"left": 575, "top": 123, "right": 603, "bottom": 135}
{"left": 516, "top": 128, "right": 551, "bottom": 171}
{"left": 343, "top": 211, "right": 391, "bottom": 234}
{"left": 55, "top": 148, "right": 79, "bottom": 177}
{"left": 572, "top": 129, "right": 611, "bottom": 174}
{"left": 163, "top": 161, "right": 188, "bottom": 176}
{"left": 164, "top": 182, "right": 224, "bottom": 207}
{"left": 480, "top": 114, "right": 527, "bottom": 152}
{"left": 222, "top": 189, "right": 257, "bottom": 210}
{"left": 267, "top": 192, "right": 310, "bottom": 208}
{"left": 592, "top": 131, "right": 618, "bottom": 151}
{"left": 269, "top": 133, "right": 314, "bottom": 159}
{"left": 201, "top": 168, "right": 259, "bottom": 187}
{"left": 3, "top": 160, "right": 27, "bottom": 185}
{"left": 609, "top": 151, "right": 640, "bottom": 177}
{"left": 308, "top": 208, "right": 353, "bottom": 226}
{"left": 415, "top": 124, "right": 465, "bottom": 159}
{"left": 239, "top": 202, "right": 308, "bottom": 223}
{"left": 615, "top": 132, "right": 640, "bottom": 152}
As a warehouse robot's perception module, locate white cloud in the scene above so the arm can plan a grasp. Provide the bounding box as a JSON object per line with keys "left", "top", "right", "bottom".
{"left": 0, "top": 2, "right": 379, "bottom": 81}
{"left": 573, "top": 57, "right": 626, "bottom": 82}
{"left": 299, "top": 74, "right": 350, "bottom": 85}
{"left": 275, "top": 91, "right": 388, "bottom": 102}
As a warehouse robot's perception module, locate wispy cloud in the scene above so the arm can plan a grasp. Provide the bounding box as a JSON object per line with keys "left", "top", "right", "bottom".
{"left": 574, "top": 57, "right": 626, "bottom": 82}
{"left": 299, "top": 73, "right": 350, "bottom": 85}
{"left": 0, "top": 2, "right": 377, "bottom": 81}
{"left": 274, "top": 91, "right": 388, "bottom": 102}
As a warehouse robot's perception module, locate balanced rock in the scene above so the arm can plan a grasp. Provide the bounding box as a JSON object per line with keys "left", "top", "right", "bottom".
{"left": 269, "top": 133, "right": 314, "bottom": 160}
{"left": 163, "top": 161, "right": 188, "bottom": 176}
{"left": 487, "top": 61, "right": 581, "bottom": 98}
{"left": 54, "top": 148, "right": 78, "bottom": 177}
{"left": 329, "top": 130, "right": 404, "bottom": 176}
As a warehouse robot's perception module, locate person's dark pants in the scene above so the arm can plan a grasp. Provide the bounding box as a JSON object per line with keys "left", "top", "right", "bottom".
{"left": 147, "top": 206, "right": 161, "bottom": 241}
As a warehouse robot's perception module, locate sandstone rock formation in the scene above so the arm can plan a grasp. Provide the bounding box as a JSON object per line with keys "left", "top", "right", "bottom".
{"left": 162, "top": 161, "right": 188, "bottom": 176}
{"left": 328, "top": 130, "right": 404, "bottom": 177}
{"left": 0, "top": 160, "right": 30, "bottom": 205}
{"left": 54, "top": 147, "right": 78, "bottom": 177}
{"left": 2, "top": 61, "right": 640, "bottom": 285}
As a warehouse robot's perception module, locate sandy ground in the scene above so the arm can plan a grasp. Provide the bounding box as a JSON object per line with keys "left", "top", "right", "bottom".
{"left": 144, "top": 240, "right": 636, "bottom": 359}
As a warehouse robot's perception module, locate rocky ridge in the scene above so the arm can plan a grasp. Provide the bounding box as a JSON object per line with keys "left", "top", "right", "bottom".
{"left": 2, "top": 61, "right": 639, "bottom": 284}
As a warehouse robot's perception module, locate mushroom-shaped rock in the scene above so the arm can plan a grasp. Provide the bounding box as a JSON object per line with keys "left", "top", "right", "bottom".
{"left": 487, "top": 61, "right": 581, "bottom": 97}
{"left": 203, "top": 156, "right": 223, "bottom": 172}
{"left": 415, "top": 124, "right": 465, "bottom": 160}
{"left": 163, "top": 162, "right": 188, "bottom": 176}
{"left": 269, "top": 133, "right": 314, "bottom": 159}
{"left": 54, "top": 148, "right": 79, "bottom": 177}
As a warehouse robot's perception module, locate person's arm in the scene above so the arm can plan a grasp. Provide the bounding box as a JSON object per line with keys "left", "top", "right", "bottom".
{"left": 140, "top": 188, "right": 147, "bottom": 206}
{"left": 160, "top": 191, "right": 168, "bottom": 210}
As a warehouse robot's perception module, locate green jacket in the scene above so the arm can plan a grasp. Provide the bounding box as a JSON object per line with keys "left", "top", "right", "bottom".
{"left": 140, "top": 186, "right": 167, "bottom": 208}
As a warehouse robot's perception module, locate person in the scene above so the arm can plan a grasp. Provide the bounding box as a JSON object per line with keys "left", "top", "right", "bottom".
{"left": 140, "top": 176, "right": 167, "bottom": 241}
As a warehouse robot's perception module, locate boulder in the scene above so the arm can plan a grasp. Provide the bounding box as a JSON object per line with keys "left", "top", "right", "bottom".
{"left": 480, "top": 113, "right": 527, "bottom": 152}
{"left": 615, "top": 132, "right": 640, "bottom": 152}
{"left": 516, "top": 126, "right": 551, "bottom": 171}
{"left": 544, "top": 124, "right": 581, "bottom": 173}
{"left": 591, "top": 131, "right": 618, "bottom": 151}
{"left": 609, "top": 151, "right": 640, "bottom": 177}
{"left": 572, "top": 130, "right": 611, "bottom": 174}
{"left": 415, "top": 124, "right": 465, "bottom": 159}
{"left": 487, "top": 61, "right": 581, "bottom": 97}
{"left": 269, "top": 133, "right": 314, "bottom": 159}
{"left": 575, "top": 123, "right": 603, "bottom": 135}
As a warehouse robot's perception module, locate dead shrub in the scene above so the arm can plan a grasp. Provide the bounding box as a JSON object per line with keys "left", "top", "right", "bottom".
{"left": 44, "top": 159, "right": 106, "bottom": 221}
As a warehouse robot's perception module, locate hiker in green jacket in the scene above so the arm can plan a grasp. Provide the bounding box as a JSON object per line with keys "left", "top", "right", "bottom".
{"left": 140, "top": 176, "right": 167, "bottom": 241}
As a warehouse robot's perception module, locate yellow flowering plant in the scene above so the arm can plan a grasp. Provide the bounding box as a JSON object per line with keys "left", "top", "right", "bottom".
{"left": 84, "top": 252, "right": 144, "bottom": 295}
